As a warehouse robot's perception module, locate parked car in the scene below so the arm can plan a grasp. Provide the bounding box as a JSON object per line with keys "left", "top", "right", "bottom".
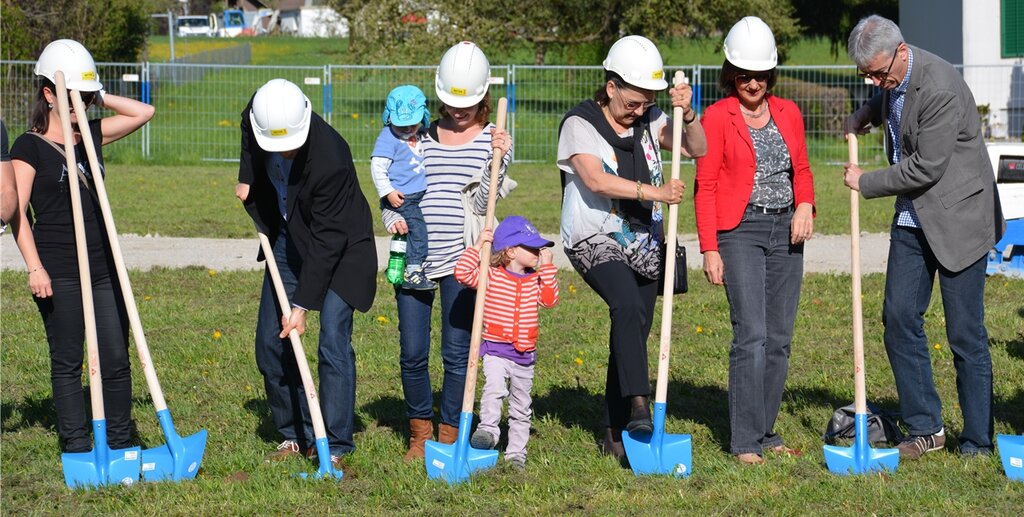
{"left": 176, "top": 15, "right": 212, "bottom": 37}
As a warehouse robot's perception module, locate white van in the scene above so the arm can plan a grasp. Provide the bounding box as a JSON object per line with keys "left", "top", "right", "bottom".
{"left": 177, "top": 16, "right": 212, "bottom": 37}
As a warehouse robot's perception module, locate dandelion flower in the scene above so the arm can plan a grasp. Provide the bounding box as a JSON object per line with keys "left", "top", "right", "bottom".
{"left": 144, "top": 295, "right": 152, "bottom": 301}
{"left": 217, "top": 119, "right": 232, "bottom": 127}
{"left": 933, "top": 343, "right": 941, "bottom": 350}
{"left": 213, "top": 330, "right": 223, "bottom": 339}
{"left": 245, "top": 384, "right": 252, "bottom": 392}
{"left": 208, "top": 269, "right": 217, "bottom": 277}
{"left": 351, "top": 113, "right": 360, "bottom": 119}
{"left": 696, "top": 325, "right": 704, "bottom": 334}
{"left": 574, "top": 357, "right": 583, "bottom": 366}
{"left": 376, "top": 315, "right": 390, "bottom": 324}
{"left": 568, "top": 284, "right": 577, "bottom": 294}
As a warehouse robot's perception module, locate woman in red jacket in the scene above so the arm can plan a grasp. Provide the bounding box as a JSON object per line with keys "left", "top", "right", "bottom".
{"left": 694, "top": 17, "right": 815, "bottom": 465}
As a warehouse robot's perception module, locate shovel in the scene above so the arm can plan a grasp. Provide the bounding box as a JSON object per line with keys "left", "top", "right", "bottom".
{"left": 53, "top": 71, "right": 142, "bottom": 488}
{"left": 622, "top": 71, "right": 692, "bottom": 477}
{"left": 70, "top": 90, "right": 207, "bottom": 482}
{"left": 823, "top": 134, "right": 900, "bottom": 475}
{"left": 424, "top": 98, "right": 508, "bottom": 485}
{"left": 998, "top": 434, "right": 1024, "bottom": 481}
{"left": 256, "top": 230, "right": 342, "bottom": 480}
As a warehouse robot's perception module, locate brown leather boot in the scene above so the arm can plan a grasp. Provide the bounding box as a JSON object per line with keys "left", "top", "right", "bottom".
{"left": 438, "top": 423, "right": 459, "bottom": 445}
{"left": 404, "top": 418, "right": 434, "bottom": 461}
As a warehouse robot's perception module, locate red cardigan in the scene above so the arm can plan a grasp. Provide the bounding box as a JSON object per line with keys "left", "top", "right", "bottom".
{"left": 454, "top": 247, "right": 559, "bottom": 352}
{"left": 694, "top": 95, "right": 816, "bottom": 253}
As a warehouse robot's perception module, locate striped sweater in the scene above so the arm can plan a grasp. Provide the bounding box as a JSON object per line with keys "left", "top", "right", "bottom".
{"left": 453, "top": 247, "right": 559, "bottom": 352}
{"left": 381, "top": 123, "right": 511, "bottom": 278}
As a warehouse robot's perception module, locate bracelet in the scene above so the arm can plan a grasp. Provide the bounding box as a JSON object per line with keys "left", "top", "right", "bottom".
{"left": 683, "top": 110, "right": 696, "bottom": 124}
{"left": 29, "top": 265, "right": 45, "bottom": 274}
{"left": 636, "top": 181, "right": 645, "bottom": 202}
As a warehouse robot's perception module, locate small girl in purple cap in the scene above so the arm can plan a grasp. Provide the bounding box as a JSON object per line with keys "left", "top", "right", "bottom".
{"left": 371, "top": 85, "right": 433, "bottom": 289}
{"left": 453, "top": 215, "right": 559, "bottom": 469}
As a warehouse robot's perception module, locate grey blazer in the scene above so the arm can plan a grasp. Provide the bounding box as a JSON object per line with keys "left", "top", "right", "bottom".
{"left": 859, "top": 45, "right": 1004, "bottom": 272}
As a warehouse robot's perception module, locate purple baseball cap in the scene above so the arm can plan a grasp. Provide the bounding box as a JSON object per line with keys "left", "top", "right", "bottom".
{"left": 493, "top": 215, "right": 554, "bottom": 251}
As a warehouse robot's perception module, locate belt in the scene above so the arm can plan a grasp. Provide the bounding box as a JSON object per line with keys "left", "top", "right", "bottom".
{"left": 747, "top": 204, "right": 793, "bottom": 214}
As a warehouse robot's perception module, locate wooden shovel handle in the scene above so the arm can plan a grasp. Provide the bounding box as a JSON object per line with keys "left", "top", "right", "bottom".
{"left": 54, "top": 72, "right": 106, "bottom": 420}
{"left": 848, "top": 134, "right": 867, "bottom": 415}
{"left": 653, "top": 70, "right": 688, "bottom": 405}
{"left": 258, "top": 231, "right": 328, "bottom": 441}
{"left": 71, "top": 90, "right": 169, "bottom": 413}
{"left": 461, "top": 97, "right": 508, "bottom": 413}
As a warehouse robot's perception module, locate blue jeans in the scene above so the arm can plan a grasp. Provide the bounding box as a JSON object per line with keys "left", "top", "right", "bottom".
{"left": 255, "top": 225, "right": 357, "bottom": 456}
{"left": 395, "top": 275, "right": 474, "bottom": 426}
{"left": 718, "top": 208, "right": 803, "bottom": 455}
{"left": 882, "top": 223, "right": 992, "bottom": 453}
{"left": 381, "top": 190, "right": 427, "bottom": 267}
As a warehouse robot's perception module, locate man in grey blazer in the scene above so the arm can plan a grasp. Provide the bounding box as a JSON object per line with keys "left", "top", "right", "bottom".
{"left": 842, "top": 15, "right": 1004, "bottom": 459}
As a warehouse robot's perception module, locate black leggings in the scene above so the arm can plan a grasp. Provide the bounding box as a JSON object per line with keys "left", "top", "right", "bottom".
{"left": 580, "top": 260, "right": 658, "bottom": 429}
{"left": 35, "top": 274, "right": 133, "bottom": 452}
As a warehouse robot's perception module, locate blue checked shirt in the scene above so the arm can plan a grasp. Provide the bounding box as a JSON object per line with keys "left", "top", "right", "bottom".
{"left": 888, "top": 47, "right": 920, "bottom": 228}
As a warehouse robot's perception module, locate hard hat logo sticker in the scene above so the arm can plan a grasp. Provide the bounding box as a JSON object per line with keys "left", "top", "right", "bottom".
{"left": 82, "top": 71, "right": 96, "bottom": 80}
{"left": 270, "top": 128, "right": 288, "bottom": 136}
{"left": 450, "top": 87, "right": 467, "bottom": 96}
{"left": 652, "top": 70, "right": 664, "bottom": 80}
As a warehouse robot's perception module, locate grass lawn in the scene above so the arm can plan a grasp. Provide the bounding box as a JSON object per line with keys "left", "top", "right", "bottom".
{"left": 97, "top": 161, "right": 893, "bottom": 240}
{"left": 1, "top": 266, "right": 1021, "bottom": 513}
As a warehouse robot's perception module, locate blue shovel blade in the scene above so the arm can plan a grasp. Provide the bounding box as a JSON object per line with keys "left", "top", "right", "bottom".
{"left": 424, "top": 413, "right": 498, "bottom": 485}
{"left": 297, "top": 437, "right": 343, "bottom": 481}
{"left": 622, "top": 403, "right": 692, "bottom": 477}
{"left": 140, "top": 409, "right": 208, "bottom": 482}
{"left": 997, "top": 434, "right": 1024, "bottom": 482}
{"left": 823, "top": 414, "right": 899, "bottom": 475}
{"left": 62, "top": 446, "right": 142, "bottom": 488}
{"left": 62, "top": 420, "right": 142, "bottom": 488}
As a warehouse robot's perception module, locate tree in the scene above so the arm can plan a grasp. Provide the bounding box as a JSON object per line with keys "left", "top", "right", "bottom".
{"left": 1, "top": 0, "right": 151, "bottom": 62}
{"left": 329, "top": 0, "right": 803, "bottom": 65}
{"left": 789, "top": 0, "right": 899, "bottom": 58}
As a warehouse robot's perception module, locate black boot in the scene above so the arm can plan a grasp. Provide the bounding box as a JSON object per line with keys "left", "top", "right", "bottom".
{"left": 626, "top": 395, "right": 653, "bottom": 434}
{"left": 602, "top": 426, "right": 629, "bottom": 468}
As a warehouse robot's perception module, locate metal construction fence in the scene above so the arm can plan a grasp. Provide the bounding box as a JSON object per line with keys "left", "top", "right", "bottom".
{"left": 3, "top": 61, "right": 1022, "bottom": 167}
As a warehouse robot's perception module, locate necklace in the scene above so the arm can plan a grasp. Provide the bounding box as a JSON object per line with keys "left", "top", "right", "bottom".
{"left": 741, "top": 101, "right": 768, "bottom": 119}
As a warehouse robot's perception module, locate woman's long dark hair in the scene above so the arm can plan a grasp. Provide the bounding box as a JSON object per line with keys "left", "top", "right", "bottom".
{"left": 29, "top": 78, "right": 56, "bottom": 134}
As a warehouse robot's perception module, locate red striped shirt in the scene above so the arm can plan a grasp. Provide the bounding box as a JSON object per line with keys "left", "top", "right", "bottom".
{"left": 454, "top": 247, "right": 559, "bottom": 352}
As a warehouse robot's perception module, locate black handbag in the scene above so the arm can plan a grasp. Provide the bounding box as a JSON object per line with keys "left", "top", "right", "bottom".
{"left": 657, "top": 243, "right": 688, "bottom": 295}
{"left": 822, "top": 403, "right": 905, "bottom": 445}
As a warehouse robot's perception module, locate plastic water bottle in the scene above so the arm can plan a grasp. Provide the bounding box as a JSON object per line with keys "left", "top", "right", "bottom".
{"left": 386, "top": 234, "right": 407, "bottom": 285}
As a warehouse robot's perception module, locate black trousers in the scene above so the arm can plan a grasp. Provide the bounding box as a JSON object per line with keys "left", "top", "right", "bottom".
{"left": 35, "top": 274, "right": 133, "bottom": 452}
{"left": 581, "top": 260, "right": 658, "bottom": 429}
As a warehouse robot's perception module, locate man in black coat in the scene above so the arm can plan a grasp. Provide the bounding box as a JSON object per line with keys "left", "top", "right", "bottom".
{"left": 236, "top": 79, "right": 376, "bottom": 467}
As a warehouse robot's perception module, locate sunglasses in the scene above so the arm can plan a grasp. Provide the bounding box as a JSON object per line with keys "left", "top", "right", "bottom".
{"left": 856, "top": 46, "right": 900, "bottom": 80}
{"left": 735, "top": 72, "right": 771, "bottom": 85}
{"left": 48, "top": 88, "right": 97, "bottom": 108}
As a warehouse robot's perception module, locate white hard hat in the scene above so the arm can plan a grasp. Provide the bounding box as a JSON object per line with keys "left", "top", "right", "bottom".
{"left": 723, "top": 16, "right": 778, "bottom": 71}
{"left": 249, "top": 79, "right": 312, "bottom": 152}
{"left": 34, "top": 39, "right": 103, "bottom": 91}
{"left": 435, "top": 41, "right": 490, "bottom": 108}
{"left": 603, "top": 35, "right": 668, "bottom": 91}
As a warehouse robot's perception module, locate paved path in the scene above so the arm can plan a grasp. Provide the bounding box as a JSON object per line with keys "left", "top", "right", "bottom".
{"left": 2, "top": 232, "right": 891, "bottom": 275}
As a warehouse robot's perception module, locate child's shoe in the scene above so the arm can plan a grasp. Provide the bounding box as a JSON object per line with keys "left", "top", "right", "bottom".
{"left": 505, "top": 456, "right": 526, "bottom": 471}
{"left": 470, "top": 430, "right": 497, "bottom": 450}
{"left": 402, "top": 265, "right": 436, "bottom": 290}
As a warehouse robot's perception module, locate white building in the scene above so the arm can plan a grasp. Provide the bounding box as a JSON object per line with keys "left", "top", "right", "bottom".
{"left": 900, "top": 0, "right": 1024, "bottom": 139}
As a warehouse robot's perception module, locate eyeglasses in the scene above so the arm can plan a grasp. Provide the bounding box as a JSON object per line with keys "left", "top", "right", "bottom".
{"left": 735, "top": 72, "right": 771, "bottom": 85}
{"left": 617, "top": 93, "right": 656, "bottom": 112}
{"left": 856, "top": 46, "right": 900, "bottom": 80}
